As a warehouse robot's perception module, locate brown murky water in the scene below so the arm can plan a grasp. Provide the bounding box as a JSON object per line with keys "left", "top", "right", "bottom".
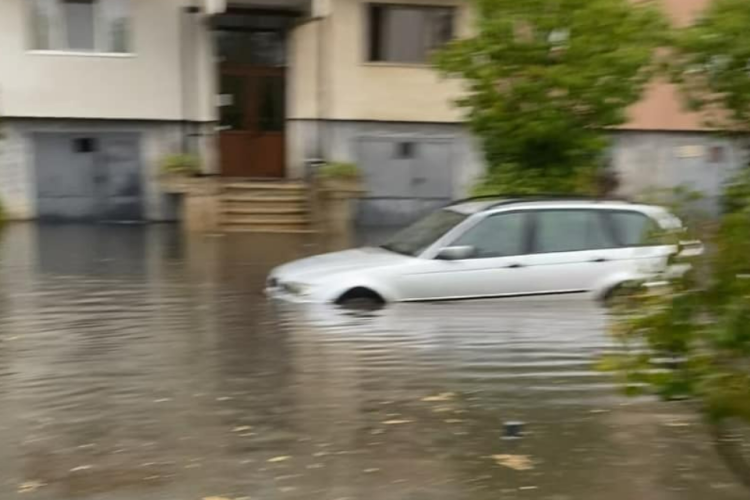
{"left": 0, "top": 224, "right": 747, "bottom": 500}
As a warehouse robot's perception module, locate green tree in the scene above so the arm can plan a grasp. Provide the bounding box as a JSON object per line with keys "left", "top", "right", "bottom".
{"left": 670, "top": 0, "right": 750, "bottom": 131}
{"left": 605, "top": 1, "right": 750, "bottom": 485}
{"left": 604, "top": 174, "right": 750, "bottom": 485}
{"left": 434, "top": 0, "right": 667, "bottom": 194}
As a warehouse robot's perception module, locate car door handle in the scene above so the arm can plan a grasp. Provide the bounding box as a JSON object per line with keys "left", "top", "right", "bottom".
{"left": 506, "top": 263, "right": 525, "bottom": 269}
{"left": 590, "top": 258, "right": 609, "bottom": 263}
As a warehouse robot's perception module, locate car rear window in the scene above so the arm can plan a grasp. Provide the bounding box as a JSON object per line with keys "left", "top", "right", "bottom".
{"left": 608, "top": 211, "right": 659, "bottom": 246}
{"left": 533, "top": 210, "right": 616, "bottom": 253}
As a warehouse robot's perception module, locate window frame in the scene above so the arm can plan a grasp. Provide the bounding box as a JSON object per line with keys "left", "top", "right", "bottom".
{"left": 27, "top": 0, "right": 134, "bottom": 56}
{"left": 364, "top": 2, "right": 456, "bottom": 66}
{"left": 440, "top": 210, "right": 534, "bottom": 260}
{"left": 602, "top": 209, "right": 663, "bottom": 248}
{"left": 528, "top": 208, "right": 619, "bottom": 255}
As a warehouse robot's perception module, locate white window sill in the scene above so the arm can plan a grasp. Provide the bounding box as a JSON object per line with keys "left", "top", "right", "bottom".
{"left": 363, "top": 61, "right": 435, "bottom": 69}
{"left": 28, "top": 50, "right": 135, "bottom": 58}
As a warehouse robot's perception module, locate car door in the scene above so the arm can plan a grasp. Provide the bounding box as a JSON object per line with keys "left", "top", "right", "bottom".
{"left": 521, "top": 209, "right": 622, "bottom": 295}
{"left": 394, "top": 211, "right": 534, "bottom": 300}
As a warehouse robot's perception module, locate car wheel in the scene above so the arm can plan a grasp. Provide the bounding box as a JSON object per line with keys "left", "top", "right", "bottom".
{"left": 336, "top": 288, "right": 386, "bottom": 309}
{"left": 602, "top": 282, "right": 639, "bottom": 307}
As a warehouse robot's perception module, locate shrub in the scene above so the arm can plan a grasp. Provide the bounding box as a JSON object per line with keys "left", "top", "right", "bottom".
{"left": 318, "top": 162, "right": 361, "bottom": 180}
{"left": 604, "top": 169, "right": 750, "bottom": 483}
{"left": 159, "top": 153, "right": 201, "bottom": 176}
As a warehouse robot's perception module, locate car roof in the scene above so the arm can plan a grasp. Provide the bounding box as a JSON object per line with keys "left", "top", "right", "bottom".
{"left": 447, "top": 196, "right": 665, "bottom": 216}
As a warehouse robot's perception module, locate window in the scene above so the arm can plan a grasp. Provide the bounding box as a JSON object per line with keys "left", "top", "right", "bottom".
{"left": 73, "top": 137, "right": 97, "bottom": 153}
{"left": 30, "top": 0, "right": 131, "bottom": 53}
{"left": 368, "top": 4, "right": 454, "bottom": 63}
{"left": 709, "top": 145, "right": 726, "bottom": 163}
{"left": 395, "top": 142, "right": 415, "bottom": 159}
{"left": 608, "top": 211, "right": 658, "bottom": 247}
{"left": 452, "top": 212, "right": 528, "bottom": 259}
{"left": 533, "top": 210, "right": 615, "bottom": 253}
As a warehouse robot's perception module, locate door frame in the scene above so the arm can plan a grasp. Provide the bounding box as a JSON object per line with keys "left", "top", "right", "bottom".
{"left": 213, "top": 9, "right": 294, "bottom": 178}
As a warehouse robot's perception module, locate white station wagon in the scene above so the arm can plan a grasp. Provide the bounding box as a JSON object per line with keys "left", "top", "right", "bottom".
{"left": 267, "top": 197, "right": 698, "bottom": 306}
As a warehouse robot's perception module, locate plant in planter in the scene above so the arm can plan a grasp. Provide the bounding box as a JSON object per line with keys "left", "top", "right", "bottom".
{"left": 316, "top": 162, "right": 363, "bottom": 192}
{"left": 0, "top": 197, "right": 6, "bottom": 228}
{"left": 159, "top": 153, "right": 201, "bottom": 178}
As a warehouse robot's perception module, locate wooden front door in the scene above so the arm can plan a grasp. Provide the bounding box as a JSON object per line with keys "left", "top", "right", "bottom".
{"left": 219, "top": 65, "right": 286, "bottom": 177}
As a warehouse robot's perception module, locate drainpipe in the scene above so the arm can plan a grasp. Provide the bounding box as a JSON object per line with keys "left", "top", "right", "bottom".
{"left": 316, "top": 13, "right": 328, "bottom": 162}
{"left": 180, "top": 2, "right": 202, "bottom": 154}
{"left": 302, "top": 9, "right": 330, "bottom": 180}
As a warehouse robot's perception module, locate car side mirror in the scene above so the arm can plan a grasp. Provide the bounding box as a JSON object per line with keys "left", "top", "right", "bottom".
{"left": 436, "top": 246, "right": 475, "bottom": 261}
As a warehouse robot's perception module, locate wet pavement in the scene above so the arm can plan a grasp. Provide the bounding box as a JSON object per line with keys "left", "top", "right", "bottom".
{"left": 0, "top": 224, "right": 747, "bottom": 500}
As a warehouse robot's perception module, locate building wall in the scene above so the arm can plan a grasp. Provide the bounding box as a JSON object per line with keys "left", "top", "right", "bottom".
{"left": 288, "top": 0, "right": 470, "bottom": 123}
{"left": 0, "top": 0, "right": 216, "bottom": 122}
{"left": 612, "top": 130, "right": 745, "bottom": 210}
{"left": 0, "top": 118, "right": 186, "bottom": 220}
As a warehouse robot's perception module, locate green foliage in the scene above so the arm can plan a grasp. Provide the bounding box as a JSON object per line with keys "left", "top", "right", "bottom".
{"left": 159, "top": 153, "right": 201, "bottom": 176}
{"left": 606, "top": 169, "right": 750, "bottom": 422}
{"left": 634, "top": 184, "right": 711, "bottom": 239}
{"left": 0, "top": 197, "right": 6, "bottom": 227}
{"left": 435, "top": 0, "right": 667, "bottom": 194}
{"left": 318, "top": 162, "right": 361, "bottom": 180}
{"left": 670, "top": 0, "right": 750, "bottom": 130}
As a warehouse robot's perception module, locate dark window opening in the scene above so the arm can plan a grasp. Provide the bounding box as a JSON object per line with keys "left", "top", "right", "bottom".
{"left": 709, "top": 145, "right": 726, "bottom": 163}
{"left": 395, "top": 142, "right": 415, "bottom": 159}
{"left": 368, "top": 4, "right": 454, "bottom": 63}
{"left": 73, "top": 137, "right": 97, "bottom": 153}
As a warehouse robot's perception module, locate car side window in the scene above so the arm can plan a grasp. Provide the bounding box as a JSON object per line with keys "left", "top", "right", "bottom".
{"left": 533, "top": 210, "right": 615, "bottom": 253}
{"left": 608, "top": 211, "right": 660, "bottom": 247}
{"left": 451, "top": 212, "right": 527, "bottom": 258}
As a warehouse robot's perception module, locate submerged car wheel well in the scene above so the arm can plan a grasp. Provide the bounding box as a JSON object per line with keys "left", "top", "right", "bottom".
{"left": 601, "top": 280, "right": 641, "bottom": 306}
{"left": 335, "top": 287, "right": 386, "bottom": 306}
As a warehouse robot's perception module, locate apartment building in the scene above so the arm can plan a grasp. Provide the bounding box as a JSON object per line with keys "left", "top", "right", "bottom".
{"left": 0, "top": 0, "right": 741, "bottom": 225}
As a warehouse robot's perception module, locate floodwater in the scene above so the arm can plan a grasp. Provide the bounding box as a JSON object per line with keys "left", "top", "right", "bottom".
{"left": 0, "top": 224, "right": 747, "bottom": 500}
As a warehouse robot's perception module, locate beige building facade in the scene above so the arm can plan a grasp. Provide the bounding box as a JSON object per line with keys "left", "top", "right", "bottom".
{"left": 0, "top": 0, "right": 740, "bottom": 223}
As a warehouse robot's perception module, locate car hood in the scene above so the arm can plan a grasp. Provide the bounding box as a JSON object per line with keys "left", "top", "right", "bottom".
{"left": 272, "top": 247, "right": 413, "bottom": 283}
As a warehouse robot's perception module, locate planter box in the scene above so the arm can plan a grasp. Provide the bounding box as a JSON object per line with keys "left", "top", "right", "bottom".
{"left": 159, "top": 174, "right": 201, "bottom": 194}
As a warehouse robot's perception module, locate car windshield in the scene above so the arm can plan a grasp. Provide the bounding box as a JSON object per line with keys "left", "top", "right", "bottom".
{"left": 380, "top": 209, "right": 468, "bottom": 257}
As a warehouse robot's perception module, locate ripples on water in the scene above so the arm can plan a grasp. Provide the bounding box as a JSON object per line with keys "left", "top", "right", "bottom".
{"left": 0, "top": 224, "right": 746, "bottom": 500}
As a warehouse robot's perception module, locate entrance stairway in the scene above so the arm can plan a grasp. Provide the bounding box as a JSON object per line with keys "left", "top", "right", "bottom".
{"left": 219, "top": 180, "right": 315, "bottom": 233}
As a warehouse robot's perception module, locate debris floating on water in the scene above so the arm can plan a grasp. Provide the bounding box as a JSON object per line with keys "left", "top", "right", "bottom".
{"left": 491, "top": 454, "right": 534, "bottom": 471}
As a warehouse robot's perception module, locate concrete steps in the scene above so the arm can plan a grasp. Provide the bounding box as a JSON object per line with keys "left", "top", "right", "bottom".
{"left": 218, "top": 180, "right": 315, "bottom": 233}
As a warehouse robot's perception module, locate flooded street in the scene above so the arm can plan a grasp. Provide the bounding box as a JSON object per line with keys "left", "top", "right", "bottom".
{"left": 0, "top": 224, "right": 747, "bottom": 500}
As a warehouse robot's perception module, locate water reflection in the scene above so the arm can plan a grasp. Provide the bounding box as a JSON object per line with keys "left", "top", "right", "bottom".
{"left": 0, "top": 224, "right": 745, "bottom": 499}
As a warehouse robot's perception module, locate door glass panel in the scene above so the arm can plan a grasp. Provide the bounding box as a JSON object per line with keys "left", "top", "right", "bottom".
{"left": 219, "top": 75, "right": 246, "bottom": 131}
{"left": 216, "top": 30, "right": 286, "bottom": 66}
{"left": 259, "top": 76, "right": 285, "bottom": 132}
{"left": 534, "top": 210, "right": 614, "bottom": 253}
{"left": 453, "top": 212, "right": 527, "bottom": 258}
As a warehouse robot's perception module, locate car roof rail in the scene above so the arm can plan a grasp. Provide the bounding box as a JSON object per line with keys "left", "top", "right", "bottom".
{"left": 447, "top": 193, "right": 632, "bottom": 208}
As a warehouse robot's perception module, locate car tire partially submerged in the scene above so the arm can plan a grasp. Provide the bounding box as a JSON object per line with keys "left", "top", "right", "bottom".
{"left": 336, "top": 287, "right": 386, "bottom": 309}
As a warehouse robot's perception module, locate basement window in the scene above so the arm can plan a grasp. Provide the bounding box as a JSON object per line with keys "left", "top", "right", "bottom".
{"left": 73, "top": 137, "right": 97, "bottom": 153}
{"left": 394, "top": 141, "right": 416, "bottom": 159}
